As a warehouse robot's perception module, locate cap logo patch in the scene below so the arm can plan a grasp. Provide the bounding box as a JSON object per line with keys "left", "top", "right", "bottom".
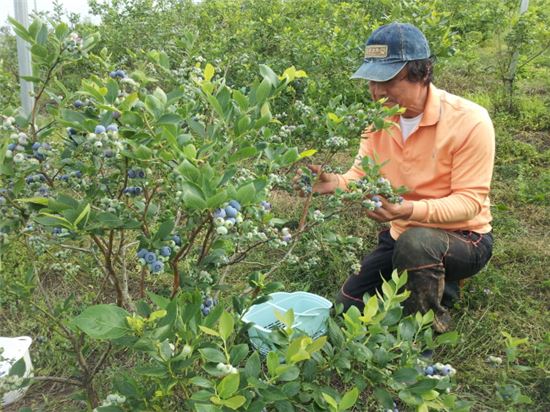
{"left": 365, "top": 45, "right": 388, "bottom": 58}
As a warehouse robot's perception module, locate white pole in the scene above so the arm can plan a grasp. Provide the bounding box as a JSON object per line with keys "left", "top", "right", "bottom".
{"left": 13, "top": 0, "right": 34, "bottom": 118}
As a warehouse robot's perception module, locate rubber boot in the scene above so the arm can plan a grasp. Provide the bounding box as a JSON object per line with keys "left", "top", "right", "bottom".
{"left": 403, "top": 267, "right": 452, "bottom": 334}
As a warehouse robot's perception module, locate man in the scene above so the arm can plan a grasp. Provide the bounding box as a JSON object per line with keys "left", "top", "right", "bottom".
{"left": 299, "top": 22, "right": 495, "bottom": 332}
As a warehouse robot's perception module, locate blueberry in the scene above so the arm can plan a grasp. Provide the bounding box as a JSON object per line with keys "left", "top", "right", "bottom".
{"left": 137, "top": 248, "right": 148, "bottom": 258}
{"left": 151, "top": 260, "right": 164, "bottom": 273}
{"left": 202, "top": 306, "right": 211, "bottom": 316}
{"left": 441, "top": 366, "right": 452, "bottom": 376}
{"left": 225, "top": 217, "right": 236, "bottom": 225}
{"left": 67, "top": 127, "right": 77, "bottom": 136}
{"left": 25, "top": 176, "right": 33, "bottom": 184}
{"left": 74, "top": 170, "right": 82, "bottom": 178}
{"left": 52, "top": 227, "right": 62, "bottom": 235}
{"left": 34, "top": 153, "right": 45, "bottom": 161}
{"left": 282, "top": 234, "right": 292, "bottom": 242}
{"left": 204, "top": 297, "right": 213, "bottom": 307}
{"left": 172, "top": 235, "right": 181, "bottom": 246}
{"left": 145, "top": 252, "right": 157, "bottom": 263}
{"left": 74, "top": 99, "right": 84, "bottom": 108}
{"left": 95, "top": 125, "right": 106, "bottom": 134}
{"left": 112, "top": 111, "right": 121, "bottom": 119}
{"left": 7, "top": 143, "right": 16, "bottom": 150}
{"left": 372, "top": 195, "right": 381, "bottom": 202}
{"left": 106, "top": 124, "right": 118, "bottom": 132}
{"left": 160, "top": 246, "right": 171, "bottom": 257}
{"left": 137, "top": 170, "right": 145, "bottom": 178}
{"left": 133, "top": 187, "right": 142, "bottom": 195}
{"left": 104, "top": 149, "right": 115, "bottom": 158}
{"left": 213, "top": 208, "right": 226, "bottom": 219}
{"left": 260, "top": 200, "right": 271, "bottom": 211}
{"left": 228, "top": 200, "right": 241, "bottom": 211}
{"left": 128, "top": 170, "right": 137, "bottom": 179}
{"left": 424, "top": 366, "right": 434, "bottom": 376}
{"left": 224, "top": 205, "right": 238, "bottom": 218}
{"left": 109, "top": 71, "right": 117, "bottom": 78}
{"left": 115, "top": 69, "right": 126, "bottom": 78}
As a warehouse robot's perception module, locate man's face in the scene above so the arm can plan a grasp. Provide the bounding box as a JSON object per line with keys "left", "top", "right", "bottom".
{"left": 368, "top": 67, "right": 427, "bottom": 117}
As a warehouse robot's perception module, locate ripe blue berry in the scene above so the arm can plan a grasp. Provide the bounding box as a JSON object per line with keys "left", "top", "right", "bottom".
{"left": 137, "top": 248, "right": 148, "bottom": 259}
{"left": 424, "top": 366, "right": 434, "bottom": 376}
{"left": 213, "top": 208, "right": 226, "bottom": 219}
{"left": 228, "top": 200, "right": 241, "bottom": 211}
{"left": 95, "top": 125, "right": 106, "bottom": 134}
{"left": 109, "top": 71, "right": 117, "bottom": 78}
{"left": 201, "top": 306, "right": 211, "bottom": 316}
{"left": 151, "top": 260, "right": 164, "bottom": 273}
{"left": 160, "top": 246, "right": 171, "bottom": 257}
{"left": 74, "top": 100, "right": 84, "bottom": 108}
{"left": 137, "top": 170, "right": 145, "bottom": 178}
{"left": 32, "top": 142, "right": 41, "bottom": 150}
{"left": 106, "top": 124, "right": 118, "bottom": 132}
{"left": 128, "top": 170, "right": 137, "bottom": 179}
{"left": 145, "top": 252, "right": 157, "bottom": 263}
{"left": 260, "top": 200, "right": 271, "bottom": 211}
{"left": 224, "top": 205, "right": 238, "bottom": 218}
{"left": 204, "top": 297, "right": 213, "bottom": 307}
{"left": 115, "top": 69, "right": 126, "bottom": 78}
{"left": 172, "top": 235, "right": 181, "bottom": 246}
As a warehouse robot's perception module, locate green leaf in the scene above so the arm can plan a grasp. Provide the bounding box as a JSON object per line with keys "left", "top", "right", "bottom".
{"left": 189, "top": 376, "right": 214, "bottom": 389}
{"left": 145, "top": 94, "right": 164, "bottom": 119}
{"left": 218, "top": 312, "right": 235, "bottom": 341}
{"left": 244, "top": 352, "right": 261, "bottom": 379}
{"left": 8, "top": 358, "right": 26, "bottom": 377}
{"left": 408, "top": 379, "right": 439, "bottom": 394}
{"left": 223, "top": 395, "right": 246, "bottom": 410}
{"left": 199, "top": 347, "right": 226, "bottom": 363}
{"left": 435, "top": 331, "right": 459, "bottom": 345}
{"left": 340, "top": 387, "right": 359, "bottom": 411}
{"left": 217, "top": 373, "right": 239, "bottom": 399}
{"left": 235, "top": 182, "right": 256, "bottom": 205}
{"left": 229, "top": 344, "right": 249, "bottom": 365}
{"left": 374, "top": 387, "right": 394, "bottom": 409}
{"left": 74, "top": 203, "right": 91, "bottom": 227}
{"left": 73, "top": 304, "right": 131, "bottom": 340}
{"left": 321, "top": 393, "right": 338, "bottom": 410}
{"left": 229, "top": 146, "right": 257, "bottom": 163}
{"left": 17, "top": 197, "right": 49, "bottom": 206}
{"left": 393, "top": 368, "right": 419, "bottom": 384}
{"left": 206, "top": 94, "right": 225, "bottom": 119}
{"left": 266, "top": 351, "right": 279, "bottom": 377}
{"left": 154, "top": 220, "right": 175, "bottom": 241}
{"left": 299, "top": 149, "right": 317, "bottom": 159}
{"left": 255, "top": 78, "right": 271, "bottom": 105}
{"left": 204, "top": 63, "right": 215, "bottom": 81}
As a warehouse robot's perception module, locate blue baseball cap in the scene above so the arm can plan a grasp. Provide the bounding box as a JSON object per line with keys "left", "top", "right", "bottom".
{"left": 351, "top": 23, "right": 431, "bottom": 82}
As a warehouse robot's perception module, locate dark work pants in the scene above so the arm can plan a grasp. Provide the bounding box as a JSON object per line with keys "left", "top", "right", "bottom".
{"left": 337, "top": 227, "right": 493, "bottom": 330}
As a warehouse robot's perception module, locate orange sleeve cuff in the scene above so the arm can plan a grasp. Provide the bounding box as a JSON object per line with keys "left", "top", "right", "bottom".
{"left": 410, "top": 200, "right": 429, "bottom": 222}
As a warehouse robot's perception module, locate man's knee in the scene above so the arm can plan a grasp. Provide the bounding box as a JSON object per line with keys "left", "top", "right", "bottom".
{"left": 393, "top": 227, "right": 448, "bottom": 269}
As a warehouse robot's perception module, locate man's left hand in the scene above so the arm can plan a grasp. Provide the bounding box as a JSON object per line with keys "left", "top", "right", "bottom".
{"left": 366, "top": 196, "right": 414, "bottom": 222}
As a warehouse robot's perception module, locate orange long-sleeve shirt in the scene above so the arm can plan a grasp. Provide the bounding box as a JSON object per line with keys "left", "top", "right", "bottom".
{"left": 337, "top": 84, "right": 495, "bottom": 239}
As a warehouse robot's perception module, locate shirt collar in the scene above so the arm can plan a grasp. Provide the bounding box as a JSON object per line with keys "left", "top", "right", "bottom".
{"left": 419, "top": 83, "right": 441, "bottom": 126}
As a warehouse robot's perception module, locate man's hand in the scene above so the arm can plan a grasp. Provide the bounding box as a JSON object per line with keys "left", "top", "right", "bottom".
{"left": 366, "top": 195, "right": 413, "bottom": 222}
{"left": 293, "top": 165, "right": 339, "bottom": 196}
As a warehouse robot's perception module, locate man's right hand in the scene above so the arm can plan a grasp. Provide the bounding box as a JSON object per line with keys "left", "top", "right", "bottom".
{"left": 292, "top": 165, "right": 340, "bottom": 196}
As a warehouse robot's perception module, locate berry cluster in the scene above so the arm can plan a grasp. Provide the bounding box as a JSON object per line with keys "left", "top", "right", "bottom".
{"left": 423, "top": 362, "right": 456, "bottom": 378}
{"left": 324, "top": 135, "right": 348, "bottom": 150}
{"left": 213, "top": 200, "right": 243, "bottom": 236}
{"left": 343, "top": 176, "right": 404, "bottom": 210}
{"left": 123, "top": 186, "right": 143, "bottom": 196}
{"left": 81, "top": 124, "right": 123, "bottom": 159}
{"left": 127, "top": 169, "right": 146, "bottom": 179}
{"left": 58, "top": 170, "right": 83, "bottom": 183}
{"left": 5, "top": 133, "right": 52, "bottom": 163}
{"left": 216, "top": 362, "right": 238, "bottom": 375}
{"left": 200, "top": 296, "right": 217, "bottom": 315}
{"left": 137, "top": 246, "right": 173, "bottom": 273}
{"left": 109, "top": 69, "right": 127, "bottom": 79}
{"left": 25, "top": 173, "right": 46, "bottom": 185}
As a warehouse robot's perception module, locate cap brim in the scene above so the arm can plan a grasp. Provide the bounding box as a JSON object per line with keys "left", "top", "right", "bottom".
{"left": 350, "top": 61, "right": 407, "bottom": 82}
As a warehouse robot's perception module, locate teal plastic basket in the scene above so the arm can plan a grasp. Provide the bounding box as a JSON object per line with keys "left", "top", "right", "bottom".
{"left": 242, "top": 291, "right": 332, "bottom": 355}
